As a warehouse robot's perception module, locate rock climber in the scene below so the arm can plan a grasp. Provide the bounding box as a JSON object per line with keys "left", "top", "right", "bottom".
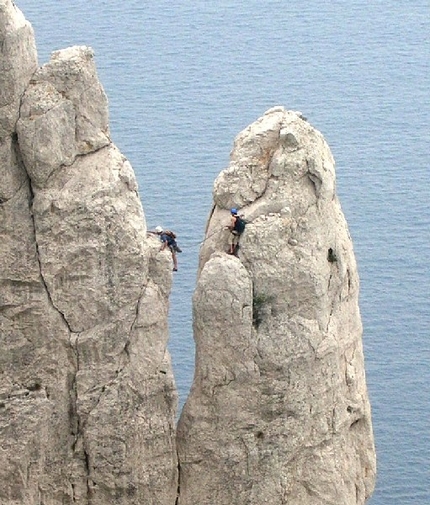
{"left": 149, "top": 225, "right": 181, "bottom": 271}
{"left": 227, "top": 208, "right": 246, "bottom": 256}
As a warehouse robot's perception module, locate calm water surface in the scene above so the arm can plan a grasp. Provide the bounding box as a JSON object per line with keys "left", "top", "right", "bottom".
{"left": 16, "top": 1, "right": 430, "bottom": 503}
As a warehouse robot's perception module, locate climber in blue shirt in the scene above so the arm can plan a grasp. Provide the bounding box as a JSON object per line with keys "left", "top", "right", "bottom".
{"left": 150, "top": 226, "right": 181, "bottom": 271}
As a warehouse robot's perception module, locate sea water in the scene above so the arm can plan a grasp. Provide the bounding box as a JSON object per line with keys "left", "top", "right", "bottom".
{"left": 14, "top": 1, "right": 430, "bottom": 503}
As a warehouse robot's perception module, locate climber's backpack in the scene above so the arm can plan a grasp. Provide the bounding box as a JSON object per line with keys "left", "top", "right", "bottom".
{"left": 164, "top": 230, "right": 176, "bottom": 239}
{"left": 163, "top": 230, "right": 182, "bottom": 252}
{"left": 234, "top": 216, "right": 246, "bottom": 234}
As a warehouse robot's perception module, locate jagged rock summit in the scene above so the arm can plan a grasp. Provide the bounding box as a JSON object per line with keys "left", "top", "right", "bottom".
{"left": 177, "top": 107, "right": 376, "bottom": 504}
{"left": 0, "top": 2, "right": 177, "bottom": 504}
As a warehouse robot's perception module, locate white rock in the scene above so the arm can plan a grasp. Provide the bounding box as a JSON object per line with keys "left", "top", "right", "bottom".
{"left": 0, "top": 0, "right": 37, "bottom": 201}
{"left": 24, "top": 45, "right": 111, "bottom": 159}
{"left": 17, "top": 81, "right": 76, "bottom": 186}
{"left": 178, "top": 109, "right": 376, "bottom": 505}
{"left": 0, "top": 0, "right": 37, "bottom": 137}
{"left": 0, "top": 5, "right": 178, "bottom": 504}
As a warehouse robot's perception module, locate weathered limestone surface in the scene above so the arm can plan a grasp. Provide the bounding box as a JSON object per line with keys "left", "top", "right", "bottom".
{"left": 0, "top": 2, "right": 177, "bottom": 504}
{"left": 17, "top": 45, "right": 111, "bottom": 185}
{"left": 0, "top": 0, "right": 37, "bottom": 202}
{"left": 177, "top": 107, "right": 376, "bottom": 504}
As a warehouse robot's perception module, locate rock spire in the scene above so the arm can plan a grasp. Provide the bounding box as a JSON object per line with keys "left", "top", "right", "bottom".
{"left": 0, "top": 2, "right": 177, "bottom": 503}
{"left": 177, "top": 107, "right": 376, "bottom": 504}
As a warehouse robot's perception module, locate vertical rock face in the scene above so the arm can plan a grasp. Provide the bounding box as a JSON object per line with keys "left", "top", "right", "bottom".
{"left": 177, "top": 107, "right": 376, "bottom": 504}
{"left": 0, "top": 0, "right": 37, "bottom": 202}
{"left": 0, "top": 2, "right": 177, "bottom": 504}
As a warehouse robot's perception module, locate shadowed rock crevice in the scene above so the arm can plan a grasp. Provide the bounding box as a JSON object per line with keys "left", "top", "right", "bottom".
{"left": 28, "top": 180, "right": 74, "bottom": 334}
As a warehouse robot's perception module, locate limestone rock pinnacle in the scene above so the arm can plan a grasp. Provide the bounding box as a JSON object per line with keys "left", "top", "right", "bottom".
{"left": 0, "top": 2, "right": 177, "bottom": 503}
{"left": 177, "top": 107, "right": 376, "bottom": 505}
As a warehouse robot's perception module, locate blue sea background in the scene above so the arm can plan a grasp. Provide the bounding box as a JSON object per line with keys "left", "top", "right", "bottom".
{"left": 16, "top": 1, "right": 429, "bottom": 503}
